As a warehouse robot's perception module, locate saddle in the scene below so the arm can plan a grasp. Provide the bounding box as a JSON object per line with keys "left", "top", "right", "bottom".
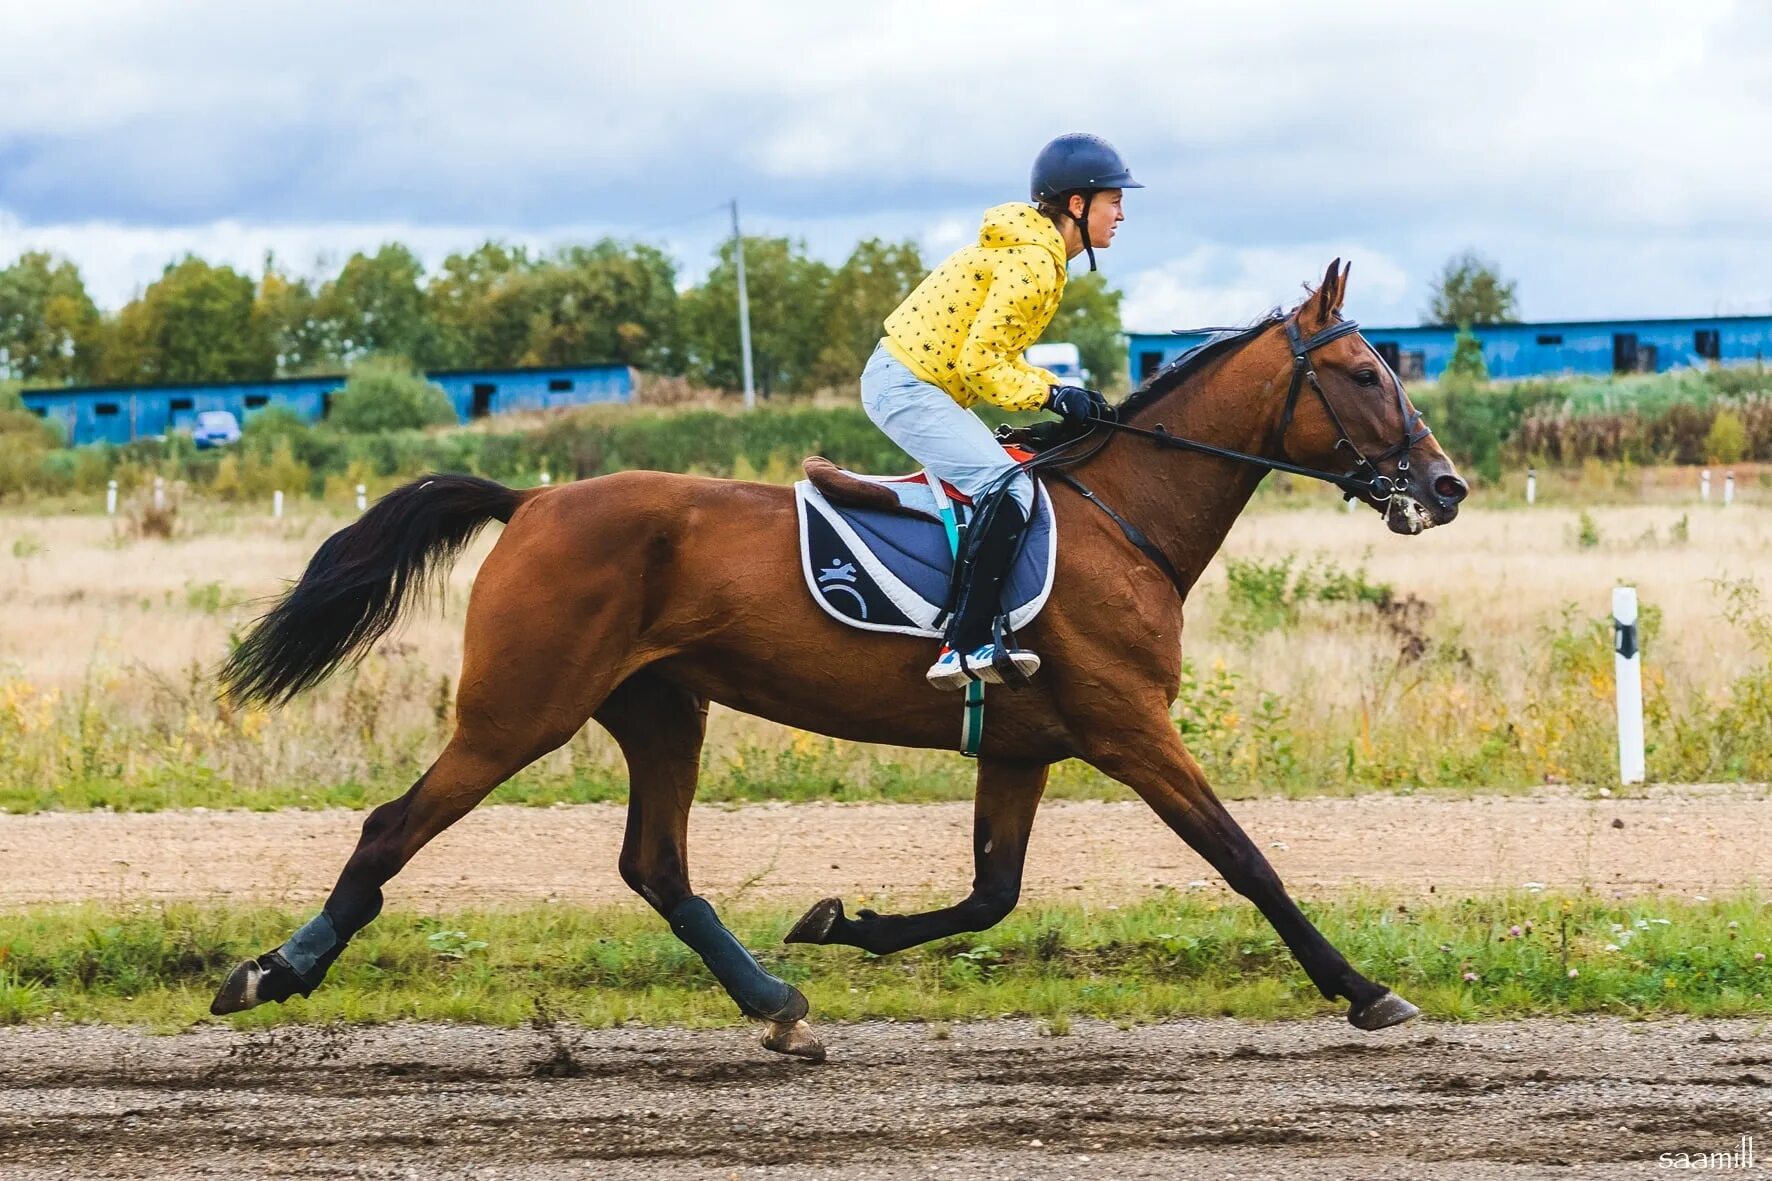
{"left": 794, "top": 453, "right": 1055, "bottom": 639}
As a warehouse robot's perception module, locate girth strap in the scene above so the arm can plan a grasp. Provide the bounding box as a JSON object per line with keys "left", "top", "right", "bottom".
{"left": 1047, "top": 471, "right": 1188, "bottom": 599}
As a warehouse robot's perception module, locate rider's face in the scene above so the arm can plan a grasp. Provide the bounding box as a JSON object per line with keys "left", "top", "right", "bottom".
{"left": 1070, "top": 188, "right": 1125, "bottom": 249}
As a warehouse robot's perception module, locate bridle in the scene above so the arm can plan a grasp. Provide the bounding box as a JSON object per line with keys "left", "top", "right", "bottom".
{"left": 997, "top": 311, "right": 1438, "bottom": 597}
{"left": 1086, "top": 313, "right": 1435, "bottom": 504}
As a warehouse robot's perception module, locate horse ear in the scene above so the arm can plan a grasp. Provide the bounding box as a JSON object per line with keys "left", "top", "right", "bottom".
{"left": 1305, "top": 258, "right": 1344, "bottom": 327}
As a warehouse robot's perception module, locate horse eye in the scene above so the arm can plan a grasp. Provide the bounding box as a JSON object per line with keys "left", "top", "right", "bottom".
{"left": 1354, "top": 368, "right": 1381, "bottom": 386}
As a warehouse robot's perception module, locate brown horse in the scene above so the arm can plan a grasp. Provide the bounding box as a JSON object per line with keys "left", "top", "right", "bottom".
{"left": 210, "top": 261, "right": 1466, "bottom": 1061}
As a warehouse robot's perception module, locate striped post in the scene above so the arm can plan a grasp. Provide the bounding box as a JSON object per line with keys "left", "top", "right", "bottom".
{"left": 355, "top": 484, "right": 367, "bottom": 512}
{"left": 1525, "top": 468, "right": 1536, "bottom": 506}
{"left": 273, "top": 490, "right": 284, "bottom": 519}
{"left": 105, "top": 480, "right": 118, "bottom": 515}
{"left": 1613, "top": 586, "right": 1645, "bottom": 785}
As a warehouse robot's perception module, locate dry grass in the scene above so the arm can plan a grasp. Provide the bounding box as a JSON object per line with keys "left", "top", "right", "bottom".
{"left": 2, "top": 488, "right": 1770, "bottom": 809}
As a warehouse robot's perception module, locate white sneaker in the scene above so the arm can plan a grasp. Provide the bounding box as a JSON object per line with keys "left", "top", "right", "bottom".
{"left": 925, "top": 644, "right": 1042, "bottom": 690}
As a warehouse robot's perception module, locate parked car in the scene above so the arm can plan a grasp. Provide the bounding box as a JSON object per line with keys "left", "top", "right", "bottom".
{"left": 192, "top": 410, "right": 242, "bottom": 449}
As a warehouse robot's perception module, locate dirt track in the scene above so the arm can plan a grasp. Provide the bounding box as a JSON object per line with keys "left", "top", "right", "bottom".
{"left": 4, "top": 1017, "right": 1769, "bottom": 1179}
{"left": 3, "top": 786, "right": 1768, "bottom": 908}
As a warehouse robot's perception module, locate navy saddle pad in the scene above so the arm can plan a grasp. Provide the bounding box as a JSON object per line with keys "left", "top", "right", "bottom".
{"left": 793, "top": 472, "right": 1056, "bottom": 638}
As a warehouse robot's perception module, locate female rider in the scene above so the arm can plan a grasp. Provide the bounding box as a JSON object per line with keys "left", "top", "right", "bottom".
{"left": 862, "top": 132, "right": 1140, "bottom": 689}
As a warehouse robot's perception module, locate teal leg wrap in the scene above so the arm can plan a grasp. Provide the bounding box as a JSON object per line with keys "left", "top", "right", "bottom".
{"left": 669, "top": 896, "right": 808, "bottom": 1022}
{"left": 277, "top": 912, "right": 340, "bottom": 979}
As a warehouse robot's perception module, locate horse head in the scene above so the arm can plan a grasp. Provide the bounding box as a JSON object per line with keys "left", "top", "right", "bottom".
{"left": 1269, "top": 259, "right": 1467, "bottom": 534}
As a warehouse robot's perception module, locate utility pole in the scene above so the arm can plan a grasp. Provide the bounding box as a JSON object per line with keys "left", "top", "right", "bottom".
{"left": 731, "top": 198, "right": 757, "bottom": 409}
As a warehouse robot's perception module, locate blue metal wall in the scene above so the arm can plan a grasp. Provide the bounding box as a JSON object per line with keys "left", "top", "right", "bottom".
{"left": 20, "top": 364, "right": 634, "bottom": 447}
{"left": 1127, "top": 315, "right": 1772, "bottom": 386}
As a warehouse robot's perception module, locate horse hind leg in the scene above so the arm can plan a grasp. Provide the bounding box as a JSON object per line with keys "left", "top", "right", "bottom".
{"left": 213, "top": 547, "right": 630, "bottom": 1015}
{"left": 598, "top": 673, "right": 824, "bottom": 1062}
{"left": 211, "top": 724, "right": 558, "bottom": 1013}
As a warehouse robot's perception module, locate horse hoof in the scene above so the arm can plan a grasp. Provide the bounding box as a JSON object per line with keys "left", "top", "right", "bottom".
{"left": 1348, "top": 991, "right": 1420, "bottom": 1031}
{"left": 210, "top": 959, "right": 265, "bottom": 1015}
{"left": 761, "top": 1018, "right": 827, "bottom": 1063}
{"left": 784, "top": 897, "right": 844, "bottom": 945}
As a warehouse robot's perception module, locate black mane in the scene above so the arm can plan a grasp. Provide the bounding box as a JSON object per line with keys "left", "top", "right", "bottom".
{"left": 1114, "top": 312, "right": 1285, "bottom": 419}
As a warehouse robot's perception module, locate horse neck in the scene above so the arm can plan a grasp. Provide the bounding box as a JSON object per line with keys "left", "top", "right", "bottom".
{"left": 1079, "top": 350, "right": 1285, "bottom": 596}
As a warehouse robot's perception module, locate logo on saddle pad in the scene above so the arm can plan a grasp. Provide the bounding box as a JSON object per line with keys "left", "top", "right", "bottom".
{"left": 816, "top": 559, "right": 869, "bottom": 618}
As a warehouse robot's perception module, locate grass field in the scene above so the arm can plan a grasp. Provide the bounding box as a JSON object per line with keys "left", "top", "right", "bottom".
{"left": 1, "top": 893, "right": 1766, "bottom": 1029}
{"left": 4, "top": 484, "right": 1772, "bottom": 812}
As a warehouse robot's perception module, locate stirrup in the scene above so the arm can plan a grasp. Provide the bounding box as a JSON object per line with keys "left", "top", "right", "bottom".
{"left": 926, "top": 644, "right": 1040, "bottom": 691}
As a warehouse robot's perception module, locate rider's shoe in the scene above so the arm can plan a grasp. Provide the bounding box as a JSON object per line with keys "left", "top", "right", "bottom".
{"left": 925, "top": 644, "right": 1041, "bottom": 690}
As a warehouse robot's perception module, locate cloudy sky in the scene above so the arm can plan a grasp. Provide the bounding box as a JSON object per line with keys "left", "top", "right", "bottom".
{"left": 1, "top": 0, "right": 1767, "bottom": 331}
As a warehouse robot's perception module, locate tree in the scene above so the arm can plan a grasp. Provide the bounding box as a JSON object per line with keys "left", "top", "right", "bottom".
{"left": 808, "top": 238, "right": 924, "bottom": 389}
{"left": 326, "top": 356, "right": 456, "bottom": 433}
{"left": 424, "top": 241, "right": 536, "bottom": 370}
{"left": 679, "top": 236, "right": 831, "bottom": 395}
{"left": 1042, "top": 272, "right": 1126, "bottom": 392}
{"left": 101, "top": 256, "right": 275, "bottom": 384}
{"left": 1426, "top": 250, "right": 1519, "bottom": 325}
{"left": 315, "top": 243, "right": 436, "bottom": 365}
{"left": 518, "top": 242, "right": 681, "bottom": 371}
{"left": 0, "top": 252, "right": 104, "bottom": 383}
{"left": 254, "top": 255, "right": 332, "bottom": 375}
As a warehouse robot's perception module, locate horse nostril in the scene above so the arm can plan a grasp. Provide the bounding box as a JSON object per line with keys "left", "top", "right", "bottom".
{"left": 1434, "top": 474, "right": 1468, "bottom": 504}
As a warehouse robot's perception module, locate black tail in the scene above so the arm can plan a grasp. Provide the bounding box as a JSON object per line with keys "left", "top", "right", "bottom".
{"left": 222, "top": 474, "right": 527, "bottom": 707}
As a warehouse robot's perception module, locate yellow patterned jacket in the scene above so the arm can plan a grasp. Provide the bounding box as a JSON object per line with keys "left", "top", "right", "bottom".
{"left": 883, "top": 203, "right": 1068, "bottom": 411}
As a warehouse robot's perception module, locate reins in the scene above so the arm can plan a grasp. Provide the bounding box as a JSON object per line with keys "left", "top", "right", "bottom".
{"left": 1081, "top": 317, "right": 1433, "bottom": 503}
{"left": 996, "top": 312, "right": 1437, "bottom": 597}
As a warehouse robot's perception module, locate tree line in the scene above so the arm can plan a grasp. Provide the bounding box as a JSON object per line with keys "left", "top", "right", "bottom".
{"left": 0, "top": 235, "right": 1127, "bottom": 395}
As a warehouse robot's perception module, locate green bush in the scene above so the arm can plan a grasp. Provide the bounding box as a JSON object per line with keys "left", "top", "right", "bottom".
{"left": 326, "top": 357, "right": 456, "bottom": 434}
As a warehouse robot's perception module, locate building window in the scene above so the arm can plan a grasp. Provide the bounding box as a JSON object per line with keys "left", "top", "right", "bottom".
{"left": 1138, "top": 350, "right": 1164, "bottom": 381}
{"left": 94, "top": 402, "right": 120, "bottom": 417}
{"left": 1612, "top": 333, "right": 1640, "bottom": 374}
{"left": 1536, "top": 333, "right": 1564, "bottom": 346}
{"left": 471, "top": 383, "right": 496, "bottom": 419}
{"left": 1373, "top": 342, "right": 1401, "bottom": 370}
{"left": 1695, "top": 329, "right": 1721, "bottom": 360}
{"left": 28, "top": 406, "right": 45, "bottom": 417}
{"left": 1400, "top": 351, "right": 1426, "bottom": 381}
{"left": 170, "top": 397, "right": 194, "bottom": 412}
{"left": 244, "top": 395, "right": 269, "bottom": 409}
{"left": 548, "top": 378, "right": 573, "bottom": 392}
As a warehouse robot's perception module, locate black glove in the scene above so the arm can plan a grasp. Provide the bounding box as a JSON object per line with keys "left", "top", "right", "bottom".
{"left": 1046, "top": 385, "right": 1112, "bottom": 424}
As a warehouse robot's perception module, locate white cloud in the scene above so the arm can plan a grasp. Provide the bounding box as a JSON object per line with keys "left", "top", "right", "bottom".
{"left": 0, "top": 0, "right": 1767, "bottom": 322}
{"left": 1123, "top": 245, "right": 1411, "bottom": 332}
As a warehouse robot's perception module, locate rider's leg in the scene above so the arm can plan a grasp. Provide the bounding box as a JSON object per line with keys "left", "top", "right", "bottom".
{"left": 858, "top": 342, "right": 1038, "bottom": 688}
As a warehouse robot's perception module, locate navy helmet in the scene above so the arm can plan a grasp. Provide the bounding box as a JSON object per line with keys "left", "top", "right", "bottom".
{"left": 1029, "top": 133, "right": 1142, "bottom": 271}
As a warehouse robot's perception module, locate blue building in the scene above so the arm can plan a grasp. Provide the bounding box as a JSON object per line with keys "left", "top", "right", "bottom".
{"left": 1127, "top": 314, "right": 1772, "bottom": 386}
{"left": 19, "top": 363, "right": 634, "bottom": 447}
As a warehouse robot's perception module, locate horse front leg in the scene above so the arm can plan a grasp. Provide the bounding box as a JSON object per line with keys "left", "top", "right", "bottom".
{"left": 1084, "top": 715, "right": 1417, "bottom": 1030}
{"left": 786, "top": 758, "right": 1048, "bottom": 955}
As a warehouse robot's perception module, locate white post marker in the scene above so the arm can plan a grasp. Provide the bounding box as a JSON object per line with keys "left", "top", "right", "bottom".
{"left": 355, "top": 483, "right": 367, "bottom": 512}
{"left": 153, "top": 476, "right": 166, "bottom": 511}
{"left": 1613, "top": 586, "right": 1645, "bottom": 785}
{"left": 273, "top": 490, "right": 284, "bottom": 519}
{"left": 540, "top": 470, "right": 551, "bottom": 486}
{"left": 1526, "top": 468, "right": 1537, "bottom": 506}
{"left": 1701, "top": 468, "right": 1711, "bottom": 502}
{"left": 1725, "top": 471, "right": 1735, "bottom": 507}
{"left": 1344, "top": 494, "right": 1356, "bottom": 512}
{"left": 105, "top": 480, "right": 118, "bottom": 515}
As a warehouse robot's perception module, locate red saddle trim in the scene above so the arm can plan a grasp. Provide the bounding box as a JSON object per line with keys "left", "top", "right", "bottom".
{"left": 874, "top": 446, "right": 1034, "bottom": 507}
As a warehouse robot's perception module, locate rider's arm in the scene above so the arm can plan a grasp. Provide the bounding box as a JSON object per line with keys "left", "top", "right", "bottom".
{"left": 954, "top": 253, "right": 1060, "bottom": 411}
